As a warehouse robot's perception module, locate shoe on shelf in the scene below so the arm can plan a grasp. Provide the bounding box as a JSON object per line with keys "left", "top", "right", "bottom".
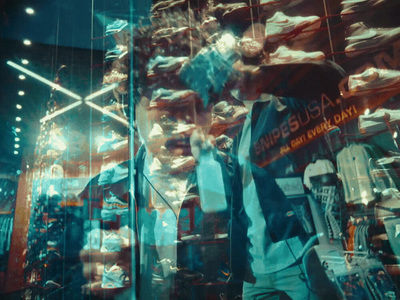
{"left": 265, "top": 11, "right": 321, "bottom": 43}
{"left": 103, "top": 70, "right": 128, "bottom": 85}
{"left": 147, "top": 56, "right": 189, "bottom": 76}
{"left": 101, "top": 263, "right": 128, "bottom": 288}
{"left": 212, "top": 101, "right": 248, "bottom": 125}
{"left": 106, "top": 19, "right": 128, "bottom": 35}
{"left": 149, "top": 88, "right": 198, "bottom": 108}
{"left": 345, "top": 22, "right": 400, "bottom": 57}
{"left": 347, "top": 67, "right": 400, "bottom": 97}
{"left": 148, "top": 116, "right": 196, "bottom": 143}
{"left": 103, "top": 191, "right": 128, "bottom": 210}
{"left": 100, "top": 231, "right": 123, "bottom": 253}
{"left": 105, "top": 19, "right": 130, "bottom": 45}
{"left": 151, "top": 0, "right": 187, "bottom": 13}
{"left": 105, "top": 45, "right": 128, "bottom": 61}
{"left": 341, "top": 0, "right": 389, "bottom": 21}
{"left": 267, "top": 45, "right": 325, "bottom": 64}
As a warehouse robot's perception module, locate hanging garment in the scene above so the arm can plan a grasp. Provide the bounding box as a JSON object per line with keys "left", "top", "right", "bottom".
{"left": 336, "top": 143, "right": 383, "bottom": 205}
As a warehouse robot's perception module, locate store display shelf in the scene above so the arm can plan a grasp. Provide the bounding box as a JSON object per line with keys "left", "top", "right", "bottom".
{"left": 81, "top": 282, "right": 131, "bottom": 297}
{"left": 79, "top": 247, "right": 130, "bottom": 263}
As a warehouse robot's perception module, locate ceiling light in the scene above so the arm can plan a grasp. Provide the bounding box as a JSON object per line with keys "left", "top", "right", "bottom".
{"left": 15, "top": 128, "right": 21, "bottom": 133}
{"left": 16, "top": 104, "right": 22, "bottom": 109}
{"left": 18, "top": 91, "right": 25, "bottom": 96}
{"left": 16, "top": 117, "right": 22, "bottom": 122}
{"left": 15, "top": 144, "right": 20, "bottom": 148}
{"left": 19, "top": 75, "right": 26, "bottom": 80}
{"left": 23, "top": 39, "right": 32, "bottom": 46}
{"left": 14, "top": 151, "right": 19, "bottom": 155}
{"left": 25, "top": 8, "right": 35, "bottom": 15}
{"left": 21, "top": 59, "right": 29, "bottom": 65}
{"left": 15, "top": 137, "right": 20, "bottom": 142}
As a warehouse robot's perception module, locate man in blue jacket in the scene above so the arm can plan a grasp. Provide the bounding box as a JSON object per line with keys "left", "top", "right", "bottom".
{"left": 230, "top": 61, "right": 346, "bottom": 299}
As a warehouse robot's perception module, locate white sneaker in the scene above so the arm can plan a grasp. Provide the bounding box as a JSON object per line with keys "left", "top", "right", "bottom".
{"left": 345, "top": 22, "right": 400, "bottom": 57}
{"left": 103, "top": 192, "right": 128, "bottom": 210}
{"left": 341, "top": 0, "right": 388, "bottom": 21}
{"left": 101, "top": 264, "right": 127, "bottom": 288}
{"left": 348, "top": 67, "right": 400, "bottom": 97}
{"left": 265, "top": 12, "right": 321, "bottom": 42}
{"left": 268, "top": 45, "right": 325, "bottom": 64}
{"left": 100, "top": 231, "right": 122, "bottom": 253}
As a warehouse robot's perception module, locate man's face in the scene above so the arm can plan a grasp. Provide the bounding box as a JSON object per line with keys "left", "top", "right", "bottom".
{"left": 137, "top": 95, "right": 213, "bottom": 157}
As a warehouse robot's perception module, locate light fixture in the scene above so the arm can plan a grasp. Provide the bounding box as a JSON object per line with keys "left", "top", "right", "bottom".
{"left": 15, "top": 128, "right": 21, "bottom": 133}
{"left": 26, "top": 165, "right": 30, "bottom": 169}
{"left": 7, "top": 61, "right": 82, "bottom": 101}
{"left": 18, "top": 90, "right": 25, "bottom": 96}
{"left": 394, "top": 132, "right": 398, "bottom": 139}
{"left": 15, "top": 144, "right": 20, "bottom": 148}
{"left": 364, "top": 108, "right": 370, "bottom": 116}
{"left": 19, "top": 75, "right": 26, "bottom": 80}
{"left": 25, "top": 7, "right": 35, "bottom": 15}
{"left": 15, "top": 137, "right": 20, "bottom": 142}
{"left": 14, "top": 151, "right": 19, "bottom": 155}
{"left": 21, "top": 59, "right": 29, "bottom": 65}
{"left": 23, "top": 39, "right": 32, "bottom": 46}
{"left": 16, "top": 117, "right": 22, "bottom": 122}
{"left": 16, "top": 104, "right": 22, "bottom": 109}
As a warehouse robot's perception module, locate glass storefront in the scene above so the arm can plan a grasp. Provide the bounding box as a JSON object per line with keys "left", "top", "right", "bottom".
{"left": 1, "top": 0, "right": 400, "bottom": 299}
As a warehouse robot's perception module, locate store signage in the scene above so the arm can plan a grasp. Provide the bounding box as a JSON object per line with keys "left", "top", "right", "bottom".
{"left": 253, "top": 40, "right": 400, "bottom": 169}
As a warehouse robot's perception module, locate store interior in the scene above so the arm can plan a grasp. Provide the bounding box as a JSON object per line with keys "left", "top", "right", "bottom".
{"left": 1, "top": 0, "right": 400, "bottom": 299}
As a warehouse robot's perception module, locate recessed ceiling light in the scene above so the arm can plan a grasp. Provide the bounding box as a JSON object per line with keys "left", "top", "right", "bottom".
{"left": 25, "top": 7, "right": 35, "bottom": 15}
{"left": 16, "top": 117, "right": 22, "bottom": 122}
{"left": 15, "top": 128, "right": 21, "bottom": 133}
{"left": 19, "top": 75, "right": 26, "bottom": 80}
{"left": 15, "top": 144, "right": 20, "bottom": 149}
{"left": 18, "top": 91, "right": 25, "bottom": 96}
{"left": 15, "top": 137, "right": 20, "bottom": 142}
{"left": 16, "top": 104, "right": 22, "bottom": 109}
{"left": 21, "top": 59, "right": 29, "bottom": 65}
{"left": 14, "top": 151, "right": 19, "bottom": 155}
{"left": 23, "top": 39, "right": 32, "bottom": 46}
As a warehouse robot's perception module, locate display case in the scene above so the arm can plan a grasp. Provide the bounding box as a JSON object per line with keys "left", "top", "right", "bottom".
{"left": 1, "top": 0, "right": 400, "bottom": 299}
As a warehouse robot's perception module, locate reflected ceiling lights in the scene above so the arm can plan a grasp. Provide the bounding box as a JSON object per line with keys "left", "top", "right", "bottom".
{"left": 25, "top": 8, "right": 35, "bottom": 15}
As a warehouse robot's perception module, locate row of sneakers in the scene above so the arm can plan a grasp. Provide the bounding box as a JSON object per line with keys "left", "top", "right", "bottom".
{"left": 237, "top": 10, "right": 325, "bottom": 64}
{"left": 96, "top": 19, "right": 130, "bottom": 157}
